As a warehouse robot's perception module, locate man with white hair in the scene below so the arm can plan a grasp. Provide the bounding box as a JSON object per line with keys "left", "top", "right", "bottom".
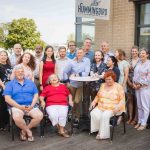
{"left": 9, "top": 43, "right": 22, "bottom": 67}
{"left": 3, "top": 65, "right": 43, "bottom": 142}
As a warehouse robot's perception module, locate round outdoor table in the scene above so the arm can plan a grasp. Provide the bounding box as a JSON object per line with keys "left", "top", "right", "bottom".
{"left": 69, "top": 76, "right": 99, "bottom": 82}
{"left": 69, "top": 76, "right": 99, "bottom": 131}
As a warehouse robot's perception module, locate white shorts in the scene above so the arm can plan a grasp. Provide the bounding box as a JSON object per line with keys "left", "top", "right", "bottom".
{"left": 46, "top": 105, "right": 68, "bottom": 127}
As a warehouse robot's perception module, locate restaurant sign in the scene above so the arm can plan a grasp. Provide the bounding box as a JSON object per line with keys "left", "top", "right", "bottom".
{"left": 75, "top": 0, "right": 111, "bottom": 20}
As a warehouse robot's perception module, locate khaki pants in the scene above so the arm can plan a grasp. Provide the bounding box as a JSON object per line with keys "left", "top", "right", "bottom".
{"left": 67, "top": 85, "right": 83, "bottom": 118}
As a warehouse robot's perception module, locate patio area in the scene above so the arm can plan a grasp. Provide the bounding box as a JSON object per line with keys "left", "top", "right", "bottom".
{"left": 0, "top": 124, "right": 150, "bottom": 150}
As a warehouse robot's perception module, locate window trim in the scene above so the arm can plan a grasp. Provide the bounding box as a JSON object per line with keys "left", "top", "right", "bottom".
{"left": 135, "top": 1, "right": 150, "bottom": 46}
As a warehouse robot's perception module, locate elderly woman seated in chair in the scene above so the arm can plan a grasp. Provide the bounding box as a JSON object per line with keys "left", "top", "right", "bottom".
{"left": 40, "top": 74, "right": 73, "bottom": 138}
{"left": 90, "top": 70, "right": 125, "bottom": 140}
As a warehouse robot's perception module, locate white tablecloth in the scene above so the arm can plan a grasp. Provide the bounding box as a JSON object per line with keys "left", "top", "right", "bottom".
{"left": 69, "top": 76, "right": 99, "bottom": 82}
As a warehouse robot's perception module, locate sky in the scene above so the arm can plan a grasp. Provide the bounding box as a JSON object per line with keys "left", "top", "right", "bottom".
{"left": 0, "top": 0, "right": 75, "bottom": 44}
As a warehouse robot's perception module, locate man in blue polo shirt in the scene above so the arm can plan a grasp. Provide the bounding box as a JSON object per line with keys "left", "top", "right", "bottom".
{"left": 83, "top": 38, "right": 94, "bottom": 62}
{"left": 64, "top": 48, "right": 90, "bottom": 119}
{"left": 3, "top": 65, "right": 43, "bottom": 142}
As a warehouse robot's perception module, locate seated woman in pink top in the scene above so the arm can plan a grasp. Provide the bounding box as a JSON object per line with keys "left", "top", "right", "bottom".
{"left": 40, "top": 74, "right": 73, "bottom": 138}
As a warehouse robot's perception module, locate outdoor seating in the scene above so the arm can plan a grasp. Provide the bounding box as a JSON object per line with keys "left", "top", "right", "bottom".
{"left": 8, "top": 105, "right": 43, "bottom": 141}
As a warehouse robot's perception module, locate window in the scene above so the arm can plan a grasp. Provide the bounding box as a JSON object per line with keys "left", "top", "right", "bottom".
{"left": 75, "top": 17, "right": 95, "bottom": 48}
{"left": 139, "top": 27, "right": 150, "bottom": 49}
{"left": 135, "top": 2, "right": 150, "bottom": 51}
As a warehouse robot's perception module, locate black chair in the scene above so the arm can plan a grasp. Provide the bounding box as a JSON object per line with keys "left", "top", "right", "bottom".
{"left": 146, "top": 114, "right": 150, "bottom": 129}
{"left": 88, "top": 107, "right": 126, "bottom": 142}
{"left": 39, "top": 106, "right": 50, "bottom": 138}
{"left": 110, "top": 112, "right": 126, "bottom": 141}
{"left": 9, "top": 106, "right": 43, "bottom": 141}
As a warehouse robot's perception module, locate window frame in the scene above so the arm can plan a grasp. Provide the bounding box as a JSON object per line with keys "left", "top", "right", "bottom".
{"left": 135, "top": 1, "right": 150, "bottom": 47}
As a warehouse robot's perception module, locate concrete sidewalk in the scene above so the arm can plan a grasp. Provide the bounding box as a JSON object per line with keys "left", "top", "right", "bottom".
{"left": 0, "top": 125, "right": 150, "bottom": 150}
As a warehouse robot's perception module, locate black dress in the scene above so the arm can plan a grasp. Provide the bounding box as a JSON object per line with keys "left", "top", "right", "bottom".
{"left": 106, "top": 66, "right": 120, "bottom": 83}
{"left": 89, "top": 62, "right": 107, "bottom": 100}
{"left": 0, "top": 63, "right": 12, "bottom": 129}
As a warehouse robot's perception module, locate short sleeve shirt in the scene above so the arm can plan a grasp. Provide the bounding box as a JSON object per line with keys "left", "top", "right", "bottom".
{"left": 3, "top": 78, "right": 38, "bottom": 106}
{"left": 40, "top": 84, "right": 70, "bottom": 107}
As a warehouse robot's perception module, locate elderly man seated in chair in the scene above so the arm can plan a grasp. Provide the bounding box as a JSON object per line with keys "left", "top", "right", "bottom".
{"left": 3, "top": 65, "right": 43, "bottom": 142}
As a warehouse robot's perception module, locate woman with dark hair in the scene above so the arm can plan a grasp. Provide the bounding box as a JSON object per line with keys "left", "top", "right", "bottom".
{"left": 106, "top": 56, "right": 120, "bottom": 82}
{"left": 133, "top": 48, "right": 150, "bottom": 130}
{"left": 115, "top": 49, "right": 129, "bottom": 91}
{"left": 90, "top": 51, "right": 107, "bottom": 99}
{"left": 39, "top": 45, "right": 56, "bottom": 90}
{"left": 0, "top": 51, "right": 12, "bottom": 130}
{"left": 126, "top": 46, "right": 139, "bottom": 125}
{"left": 11, "top": 52, "right": 36, "bottom": 81}
{"left": 90, "top": 70, "right": 125, "bottom": 140}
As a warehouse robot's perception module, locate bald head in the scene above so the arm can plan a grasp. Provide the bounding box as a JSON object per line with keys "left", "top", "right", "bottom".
{"left": 101, "top": 41, "right": 109, "bottom": 54}
{"left": 13, "top": 43, "right": 22, "bottom": 56}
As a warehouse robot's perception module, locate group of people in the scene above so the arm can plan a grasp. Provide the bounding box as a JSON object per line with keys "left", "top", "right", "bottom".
{"left": 0, "top": 38, "right": 149, "bottom": 141}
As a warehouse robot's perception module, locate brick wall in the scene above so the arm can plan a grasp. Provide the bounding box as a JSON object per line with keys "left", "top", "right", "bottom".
{"left": 95, "top": 0, "right": 135, "bottom": 57}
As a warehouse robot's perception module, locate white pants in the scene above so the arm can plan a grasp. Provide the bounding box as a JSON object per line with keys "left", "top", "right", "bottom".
{"left": 46, "top": 105, "right": 68, "bottom": 127}
{"left": 90, "top": 107, "right": 113, "bottom": 139}
{"left": 136, "top": 88, "right": 150, "bottom": 125}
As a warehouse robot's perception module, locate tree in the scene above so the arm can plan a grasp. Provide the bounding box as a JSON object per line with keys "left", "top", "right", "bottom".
{"left": 5, "top": 18, "right": 45, "bottom": 50}
{"left": 0, "top": 26, "right": 5, "bottom": 47}
{"left": 0, "top": 23, "right": 8, "bottom": 48}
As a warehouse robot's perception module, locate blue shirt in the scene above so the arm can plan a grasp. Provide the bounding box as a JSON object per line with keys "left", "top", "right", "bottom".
{"left": 3, "top": 78, "right": 38, "bottom": 106}
{"left": 84, "top": 49, "right": 94, "bottom": 62}
{"left": 64, "top": 57, "right": 90, "bottom": 88}
{"left": 67, "top": 51, "right": 76, "bottom": 59}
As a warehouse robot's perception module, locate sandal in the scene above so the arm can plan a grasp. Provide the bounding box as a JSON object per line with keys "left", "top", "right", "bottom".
{"left": 26, "top": 129, "right": 34, "bottom": 142}
{"left": 27, "top": 136, "right": 34, "bottom": 142}
{"left": 134, "top": 123, "right": 140, "bottom": 129}
{"left": 58, "top": 129, "right": 68, "bottom": 134}
{"left": 20, "top": 131, "right": 27, "bottom": 141}
{"left": 0, "top": 128, "right": 6, "bottom": 131}
{"left": 96, "top": 134, "right": 101, "bottom": 140}
{"left": 137, "top": 125, "right": 146, "bottom": 131}
{"left": 130, "top": 120, "right": 137, "bottom": 126}
{"left": 126, "top": 119, "right": 132, "bottom": 125}
{"left": 59, "top": 132, "right": 70, "bottom": 138}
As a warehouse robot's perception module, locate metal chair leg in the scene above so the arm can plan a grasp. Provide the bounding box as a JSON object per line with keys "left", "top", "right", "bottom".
{"left": 110, "top": 125, "right": 115, "bottom": 141}
{"left": 40, "top": 118, "right": 44, "bottom": 138}
{"left": 10, "top": 110, "right": 14, "bottom": 141}
{"left": 122, "top": 113, "right": 126, "bottom": 134}
{"left": 70, "top": 108, "right": 74, "bottom": 135}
